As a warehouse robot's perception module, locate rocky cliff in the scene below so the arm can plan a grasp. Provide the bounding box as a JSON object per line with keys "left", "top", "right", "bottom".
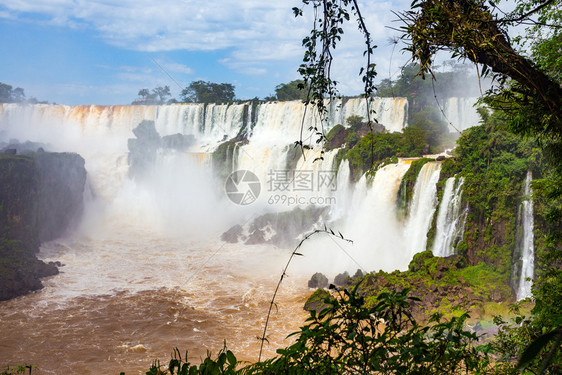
{"left": 0, "top": 152, "right": 86, "bottom": 300}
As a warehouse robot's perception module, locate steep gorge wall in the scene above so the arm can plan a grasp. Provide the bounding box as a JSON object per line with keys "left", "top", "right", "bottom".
{"left": 0, "top": 152, "right": 86, "bottom": 300}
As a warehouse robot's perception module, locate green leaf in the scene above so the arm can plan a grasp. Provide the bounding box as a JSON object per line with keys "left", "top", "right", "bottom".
{"left": 517, "top": 330, "right": 559, "bottom": 370}
{"left": 226, "top": 350, "right": 237, "bottom": 366}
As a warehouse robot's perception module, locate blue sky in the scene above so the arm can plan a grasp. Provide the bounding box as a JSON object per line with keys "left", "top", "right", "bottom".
{"left": 0, "top": 0, "right": 413, "bottom": 105}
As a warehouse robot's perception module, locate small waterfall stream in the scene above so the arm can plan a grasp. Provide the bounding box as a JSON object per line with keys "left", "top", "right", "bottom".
{"left": 432, "top": 176, "right": 466, "bottom": 257}
{"left": 404, "top": 161, "right": 442, "bottom": 260}
{"left": 516, "top": 171, "right": 535, "bottom": 301}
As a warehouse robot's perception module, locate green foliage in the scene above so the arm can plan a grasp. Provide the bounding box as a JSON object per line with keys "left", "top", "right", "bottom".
{"left": 492, "top": 307, "right": 562, "bottom": 375}
{"left": 135, "top": 346, "right": 239, "bottom": 375}
{"left": 408, "top": 106, "right": 451, "bottom": 149}
{"left": 456, "top": 264, "right": 511, "bottom": 301}
{"left": 1, "top": 365, "right": 32, "bottom": 375}
{"left": 324, "top": 124, "right": 348, "bottom": 151}
{"left": 181, "top": 81, "right": 236, "bottom": 103}
{"left": 340, "top": 127, "right": 429, "bottom": 181}
{"left": 441, "top": 110, "right": 540, "bottom": 274}
{"left": 398, "top": 158, "right": 431, "bottom": 214}
{"left": 377, "top": 62, "right": 479, "bottom": 109}
{"left": 350, "top": 251, "right": 513, "bottom": 321}
{"left": 343, "top": 131, "right": 359, "bottom": 148}
{"left": 245, "top": 287, "right": 490, "bottom": 374}
{"left": 345, "top": 115, "right": 364, "bottom": 132}
{"left": 303, "top": 288, "right": 333, "bottom": 313}
{"left": 0, "top": 82, "right": 44, "bottom": 104}
{"left": 270, "top": 80, "right": 308, "bottom": 101}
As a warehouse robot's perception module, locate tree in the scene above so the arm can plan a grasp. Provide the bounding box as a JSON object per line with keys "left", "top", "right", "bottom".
{"left": 270, "top": 79, "right": 308, "bottom": 101}
{"left": 399, "top": 0, "right": 562, "bottom": 145}
{"left": 180, "top": 81, "right": 235, "bottom": 103}
{"left": 0, "top": 82, "right": 26, "bottom": 103}
{"left": 153, "top": 86, "right": 171, "bottom": 103}
{"left": 132, "top": 86, "right": 171, "bottom": 105}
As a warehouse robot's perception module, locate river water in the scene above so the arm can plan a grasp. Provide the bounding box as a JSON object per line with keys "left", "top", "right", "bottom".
{"left": 0, "top": 226, "right": 309, "bottom": 374}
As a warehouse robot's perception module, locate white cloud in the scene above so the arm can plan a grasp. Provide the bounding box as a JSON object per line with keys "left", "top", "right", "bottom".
{"left": 0, "top": 10, "right": 13, "bottom": 18}
{"left": 158, "top": 61, "right": 193, "bottom": 75}
{"left": 1, "top": 0, "right": 415, "bottom": 93}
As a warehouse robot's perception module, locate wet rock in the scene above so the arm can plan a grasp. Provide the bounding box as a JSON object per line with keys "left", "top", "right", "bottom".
{"left": 352, "top": 269, "right": 364, "bottom": 278}
{"left": 246, "top": 206, "right": 330, "bottom": 248}
{"left": 245, "top": 229, "right": 266, "bottom": 245}
{"left": 33, "top": 152, "right": 87, "bottom": 242}
{"left": 304, "top": 288, "right": 333, "bottom": 313}
{"left": 3, "top": 148, "right": 16, "bottom": 155}
{"left": 161, "top": 134, "right": 195, "bottom": 151}
{"left": 221, "top": 224, "right": 243, "bottom": 243}
{"left": 132, "top": 120, "right": 160, "bottom": 141}
{"left": 308, "top": 272, "right": 329, "bottom": 289}
{"left": 0, "top": 152, "right": 85, "bottom": 301}
{"left": 333, "top": 271, "right": 350, "bottom": 287}
{"left": 128, "top": 121, "right": 161, "bottom": 178}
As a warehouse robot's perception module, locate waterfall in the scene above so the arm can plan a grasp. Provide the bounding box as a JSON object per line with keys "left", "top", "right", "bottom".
{"left": 0, "top": 99, "right": 431, "bottom": 275}
{"left": 404, "top": 162, "right": 442, "bottom": 260}
{"left": 432, "top": 176, "right": 466, "bottom": 257}
{"left": 0, "top": 98, "right": 408, "bottom": 157}
{"left": 332, "top": 160, "right": 352, "bottom": 220}
{"left": 442, "top": 97, "right": 480, "bottom": 132}
{"left": 516, "top": 171, "right": 535, "bottom": 301}
{"left": 341, "top": 160, "right": 412, "bottom": 271}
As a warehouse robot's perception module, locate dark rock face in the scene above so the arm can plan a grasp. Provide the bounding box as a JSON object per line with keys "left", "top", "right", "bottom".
{"left": 34, "top": 152, "right": 87, "bottom": 242}
{"left": 333, "top": 271, "right": 350, "bottom": 287}
{"left": 221, "top": 224, "right": 243, "bottom": 243}
{"left": 0, "top": 152, "right": 86, "bottom": 301}
{"left": 2, "top": 140, "right": 48, "bottom": 155}
{"left": 220, "top": 206, "right": 330, "bottom": 248}
{"left": 162, "top": 134, "right": 195, "bottom": 151}
{"left": 308, "top": 272, "right": 329, "bottom": 289}
{"left": 353, "top": 269, "right": 364, "bottom": 278}
{"left": 128, "top": 120, "right": 161, "bottom": 178}
{"left": 128, "top": 121, "right": 196, "bottom": 179}
{"left": 245, "top": 229, "right": 266, "bottom": 245}
{"left": 0, "top": 156, "right": 41, "bottom": 254}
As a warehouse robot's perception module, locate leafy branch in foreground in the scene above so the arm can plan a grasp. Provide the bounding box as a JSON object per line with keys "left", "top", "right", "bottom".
{"left": 292, "top": 0, "right": 378, "bottom": 159}
{"left": 257, "top": 226, "right": 353, "bottom": 362}
{"left": 245, "top": 286, "right": 491, "bottom": 374}
{"left": 135, "top": 344, "right": 238, "bottom": 375}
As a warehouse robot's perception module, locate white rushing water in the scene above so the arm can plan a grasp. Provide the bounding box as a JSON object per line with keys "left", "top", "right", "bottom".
{"left": 404, "top": 161, "right": 442, "bottom": 260}
{"left": 441, "top": 97, "right": 481, "bottom": 132}
{"left": 516, "top": 171, "right": 535, "bottom": 301}
{"left": 432, "top": 176, "right": 466, "bottom": 257}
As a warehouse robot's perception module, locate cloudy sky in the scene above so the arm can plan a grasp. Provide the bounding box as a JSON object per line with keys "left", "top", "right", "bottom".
{"left": 0, "top": 0, "right": 414, "bottom": 105}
